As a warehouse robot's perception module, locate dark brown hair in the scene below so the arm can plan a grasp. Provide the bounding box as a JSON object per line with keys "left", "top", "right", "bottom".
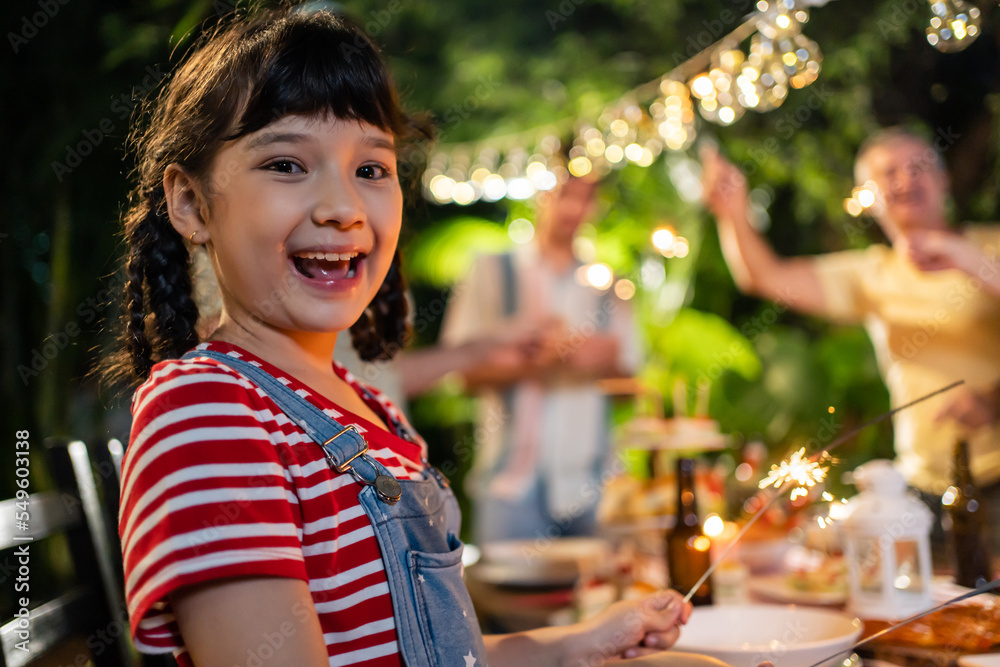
{"left": 101, "top": 6, "right": 427, "bottom": 391}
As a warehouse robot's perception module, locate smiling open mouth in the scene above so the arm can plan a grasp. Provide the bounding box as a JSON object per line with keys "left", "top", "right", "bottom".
{"left": 291, "top": 250, "right": 361, "bottom": 280}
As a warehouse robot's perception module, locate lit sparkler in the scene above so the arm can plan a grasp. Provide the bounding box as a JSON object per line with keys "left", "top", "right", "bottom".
{"left": 680, "top": 380, "right": 965, "bottom": 604}
{"left": 758, "top": 446, "right": 830, "bottom": 499}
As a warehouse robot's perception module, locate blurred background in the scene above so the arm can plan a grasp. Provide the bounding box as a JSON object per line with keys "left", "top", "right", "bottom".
{"left": 2, "top": 0, "right": 999, "bottom": 526}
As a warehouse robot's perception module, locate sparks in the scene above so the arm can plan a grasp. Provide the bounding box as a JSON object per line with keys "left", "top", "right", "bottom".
{"left": 680, "top": 382, "right": 964, "bottom": 607}
{"left": 758, "top": 447, "right": 829, "bottom": 497}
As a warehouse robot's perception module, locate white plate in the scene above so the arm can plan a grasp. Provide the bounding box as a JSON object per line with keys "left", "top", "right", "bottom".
{"left": 749, "top": 574, "right": 848, "bottom": 606}
{"left": 480, "top": 537, "right": 610, "bottom": 565}
{"left": 474, "top": 537, "right": 611, "bottom": 588}
{"left": 672, "top": 604, "right": 862, "bottom": 667}
{"left": 470, "top": 561, "right": 578, "bottom": 588}
{"left": 959, "top": 654, "right": 1000, "bottom": 667}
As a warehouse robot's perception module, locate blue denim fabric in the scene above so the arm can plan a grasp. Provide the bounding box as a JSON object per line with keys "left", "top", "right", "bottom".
{"left": 182, "top": 349, "right": 487, "bottom": 666}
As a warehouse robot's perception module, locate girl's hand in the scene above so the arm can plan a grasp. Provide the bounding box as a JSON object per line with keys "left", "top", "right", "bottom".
{"left": 562, "top": 590, "right": 692, "bottom": 665}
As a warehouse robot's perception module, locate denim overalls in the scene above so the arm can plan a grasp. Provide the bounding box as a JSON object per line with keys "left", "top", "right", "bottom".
{"left": 183, "top": 350, "right": 488, "bottom": 667}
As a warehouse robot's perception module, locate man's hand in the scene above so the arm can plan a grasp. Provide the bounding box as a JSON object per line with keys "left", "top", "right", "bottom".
{"left": 936, "top": 385, "right": 1000, "bottom": 431}
{"left": 903, "top": 229, "right": 981, "bottom": 275}
{"left": 562, "top": 334, "right": 620, "bottom": 374}
{"left": 561, "top": 590, "right": 693, "bottom": 665}
{"left": 701, "top": 144, "right": 750, "bottom": 223}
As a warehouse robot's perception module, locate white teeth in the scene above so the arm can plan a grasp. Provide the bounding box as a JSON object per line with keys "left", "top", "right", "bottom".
{"left": 294, "top": 251, "right": 359, "bottom": 261}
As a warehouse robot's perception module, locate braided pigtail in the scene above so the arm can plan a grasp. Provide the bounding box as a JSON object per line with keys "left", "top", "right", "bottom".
{"left": 120, "top": 209, "right": 156, "bottom": 383}
{"left": 350, "top": 250, "right": 410, "bottom": 361}
{"left": 101, "top": 189, "right": 200, "bottom": 390}
{"left": 142, "top": 192, "right": 200, "bottom": 364}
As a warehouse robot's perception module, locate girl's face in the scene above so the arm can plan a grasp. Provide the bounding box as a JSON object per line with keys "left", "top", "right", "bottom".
{"left": 202, "top": 114, "right": 402, "bottom": 338}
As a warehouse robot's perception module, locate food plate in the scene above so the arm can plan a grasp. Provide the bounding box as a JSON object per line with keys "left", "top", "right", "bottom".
{"left": 472, "top": 537, "right": 610, "bottom": 588}
{"left": 616, "top": 417, "right": 729, "bottom": 451}
{"left": 958, "top": 654, "right": 1000, "bottom": 667}
{"left": 619, "top": 431, "right": 729, "bottom": 451}
{"left": 748, "top": 574, "right": 848, "bottom": 606}
{"left": 737, "top": 538, "right": 793, "bottom": 574}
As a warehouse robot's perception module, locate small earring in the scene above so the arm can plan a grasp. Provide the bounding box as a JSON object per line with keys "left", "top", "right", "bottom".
{"left": 189, "top": 231, "right": 198, "bottom": 244}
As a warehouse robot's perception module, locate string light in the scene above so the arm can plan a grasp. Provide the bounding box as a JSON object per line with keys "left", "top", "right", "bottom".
{"left": 673, "top": 237, "right": 690, "bottom": 258}
{"left": 843, "top": 179, "right": 881, "bottom": 217}
{"left": 690, "top": 48, "right": 746, "bottom": 126}
{"left": 703, "top": 513, "right": 726, "bottom": 537}
{"left": 651, "top": 225, "right": 691, "bottom": 259}
{"left": 614, "top": 278, "right": 636, "bottom": 300}
{"left": 926, "top": 0, "right": 980, "bottom": 52}
{"left": 740, "top": 35, "right": 790, "bottom": 111}
{"left": 651, "top": 227, "right": 677, "bottom": 253}
{"left": 576, "top": 262, "right": 615, "bottom": 290}
{"left": 507, "top": 217, "right": 535, "bottom": 244}
{"left": 738, "top": 1, "right": 822, "bottom": 111}
{"left": 568, "top": 155, "right": 593, "bottom": 177}
{"left": 652, "top": 79, "right": 698, "bottom": 151}
{"left": 421, "top": 0, "right": 852, "bottom": 205}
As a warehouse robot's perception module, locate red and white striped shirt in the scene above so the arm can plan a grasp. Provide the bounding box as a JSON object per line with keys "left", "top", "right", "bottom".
{"left": 120, "top": 341, "right": 427, "bottom": 666}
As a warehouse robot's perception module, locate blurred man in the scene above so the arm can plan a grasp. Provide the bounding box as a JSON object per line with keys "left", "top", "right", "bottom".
{"left": 702, "top": 128, "right": 1000, "bottom": 542}
{"left": 440, "top": 174, "right": 640, "bottom": 544}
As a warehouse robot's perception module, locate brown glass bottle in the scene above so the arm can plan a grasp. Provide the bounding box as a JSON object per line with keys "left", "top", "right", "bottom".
{"left": 667, "top": 457, "right": 713, "bottom": 605}
{"left": 942, "top": 440, "right": 993, "bottom": 588}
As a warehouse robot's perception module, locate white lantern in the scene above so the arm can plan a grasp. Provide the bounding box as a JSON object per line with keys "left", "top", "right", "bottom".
{"left": 841, "top": 460, "right": 934, "bottom": 620}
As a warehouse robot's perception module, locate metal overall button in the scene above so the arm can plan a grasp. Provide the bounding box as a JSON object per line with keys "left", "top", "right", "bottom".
{"left": 322, "top": 425, "right": 402, "bottom": 504}
{"left": 346, "top": 454, "right": 402, "bottom": 504}
{"left": 422, "top": 457, "right": 450, "bottom": 489}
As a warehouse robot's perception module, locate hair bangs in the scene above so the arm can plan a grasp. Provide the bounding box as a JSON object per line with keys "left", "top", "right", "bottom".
{"left": 231, "top": 13, "right": 402, "bottom": 140}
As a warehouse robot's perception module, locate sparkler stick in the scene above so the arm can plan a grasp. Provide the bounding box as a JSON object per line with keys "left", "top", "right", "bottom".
{"left": 681, "top": 490, "right": 781, "bottom": 603}
{"left": 803, "top": 576, "right": 1000, "bottom": 667}
{"left": 680, "top": 380, "right": 965, "bottom": 605}
{"left": 814, "top": 379, "right": 964, "bottom": 459}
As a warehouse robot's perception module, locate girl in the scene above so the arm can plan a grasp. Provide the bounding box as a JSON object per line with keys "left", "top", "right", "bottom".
{"left": 104, "top": 7, "right": 691, "bottom": 666}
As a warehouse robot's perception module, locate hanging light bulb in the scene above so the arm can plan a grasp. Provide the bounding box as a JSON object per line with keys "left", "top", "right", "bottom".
{"left": 756, "top": 0, "right": 801, "bottom": 41}
{"left": 739, "top": 34, "right": 789, "bottom": 111}
{"left": 926, "top": 0, "right": 981, "bottom": 52}
{"left": 843, "top": 180, "right": 883, "bottom": 218}
{"left": 597, "top": 108, "right": 644, "bottom": 170}
{"left": 568, "top": 144, "right": 594, "bottom": 178}
{"left": 788, "top": 32, "right": 822, "bottom": 89}
{"left": 741, "top": 1, "right": 822, "bottom": 110}
{"left": 653, "top": 80, "right": 697, "bottom": 151}
{"left": 690, "top": 47, "right": 746, "bottom": 126}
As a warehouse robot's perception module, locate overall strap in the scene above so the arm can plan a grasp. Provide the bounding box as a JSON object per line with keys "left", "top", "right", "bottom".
{"left": 499, "top": 251, "right": 517, "bottom": 317}
{"left": 598, "top": 289, "right": 614, "bottom": 331}
{"left": 181, "top": 349, "right": 402, "bottom": 503}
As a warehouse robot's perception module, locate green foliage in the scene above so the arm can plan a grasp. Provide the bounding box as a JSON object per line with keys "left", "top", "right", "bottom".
{"left": 645, "top": 307, "right": 761, "bottom": 384}
{"left": 3, "top": 0, "right": 996, "bottom": 507}
{"left": 405, "top": 215, "right": 512, "bottom": 287}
